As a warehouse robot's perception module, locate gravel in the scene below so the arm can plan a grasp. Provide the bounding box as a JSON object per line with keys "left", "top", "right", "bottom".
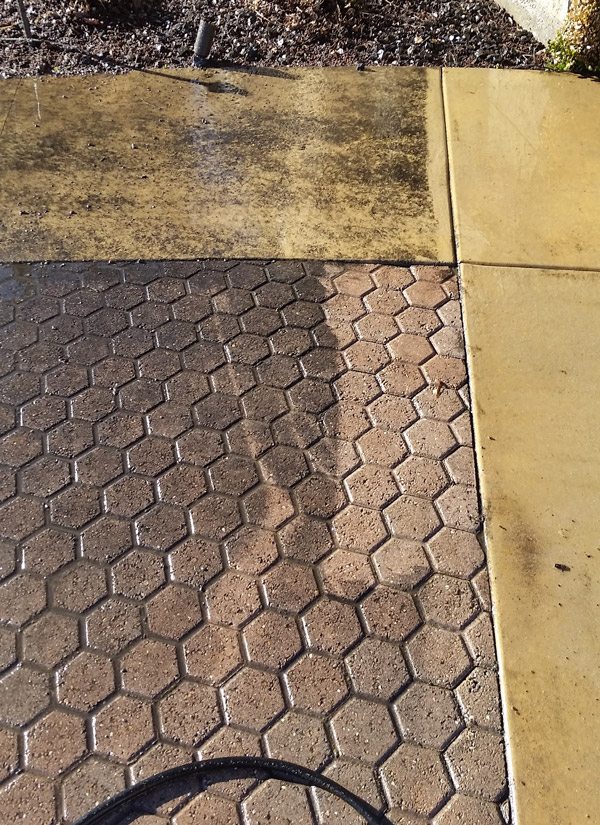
{"left": 1, "top": 0, "right": 545, "bottom": 78}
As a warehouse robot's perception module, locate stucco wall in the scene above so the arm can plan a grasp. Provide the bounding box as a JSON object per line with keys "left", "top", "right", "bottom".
{"left": 495, "top": 0, "right": 570, "bottom": 43}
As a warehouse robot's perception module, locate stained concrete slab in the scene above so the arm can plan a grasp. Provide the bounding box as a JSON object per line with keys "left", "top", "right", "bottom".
{"left": 0, "top": 67, "right": 453, "bottom": 263}
{"left": 444, "top": 68, "right": 600, "bottom": 271}
{"left": 462, "top": 262, "right": 600, "bottom": 825}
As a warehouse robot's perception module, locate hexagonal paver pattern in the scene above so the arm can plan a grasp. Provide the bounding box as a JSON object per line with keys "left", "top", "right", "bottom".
{"left": 0, "top": 260, "right": 506, "bottom": 824}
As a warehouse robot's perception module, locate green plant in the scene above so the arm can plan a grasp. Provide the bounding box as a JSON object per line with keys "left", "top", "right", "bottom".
{"left": 547, "top": 0, "right": 600, "bottom": 74}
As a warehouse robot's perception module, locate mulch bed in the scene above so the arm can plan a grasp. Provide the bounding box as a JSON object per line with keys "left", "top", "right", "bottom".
{"left": 1, "top": 0, "right": 546, "bottom": 78}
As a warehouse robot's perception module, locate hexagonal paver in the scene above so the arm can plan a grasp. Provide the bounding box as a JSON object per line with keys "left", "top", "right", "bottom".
{"left": 111, "top": 549, "right": 165, "bottom": 600}
{"left": 345, "top": 463, "right": 398, "bottom": 509}
{"left": 394, "top": 682, "right": 462, "bottom": 748}
{"left": 146, "top": 584, "right": 202, "bottom": 639}
{"left": 119, "top": 639, "right": 179, "bottom": 698}
{"left": 418, "top": 574, "right": 479, "bottom": 630}
{"left": 285, "top": 653, "right": 348, "bottom": 715}
{"left": 0, "top": 772, "right": 55, "bottom": 825}
{"left": 168, "top": 536, "right": 223, "bottom": 588}
{"left": 330, "top": 697, "right": 397, "bottom": 761}
{"left": 183, "top": 623, "right": 241, "bottom": 685}
{"left": 209, "top": 455, "right": 259, "bottom": 496}
{"left": 242, "top": 610, "right": 302, "bottom": 670}
{"left": 262, "top": 560, "right": 319, "bottom": 612}
{"left": 22, "top": 612, "right": 80, "bottom": 668}
{"left": 57, "top": 652, "right": 114, "bottom": 711}
{"left": 319, "top": 548, "right": 375, "bottom": 600}
{"left": 406, "top": 625, "right": 473, "bottom": 688}
{"left": 203, "top": 570, "right": 261, "bottom": 627}
{"left": 0, "top": 573, "right": 46, "bottom": 626}
{"left": 385, "top": 494, "right": 441, "bottom": 541}
{"left": 243, "top": 484, "right": 294, "bottom": 530}
{"left": 60, "top": 756, "right": 126, "bottom": 823}
{"left": 135, "top": 503, "right": 187, "bottom": 551}
{"left": 445, "top": 727, "right": 507, "bottom": 801}
{"left": 191, "top": 493, "right": 242, "bottom": 540}
{"left": 381, "top": 743, "right": 453, "bottom": 817}
{"left": 157, "top": 464, "right": 206, "bottom": 507}
{"left": 224, "top": 525, "right": 278, "bottom": 575}
{"left": 51, "top": 561, "right": 107, "bottom": 613}
{"left": 0, "top": 665, "right": 50, "bottom": 725}
{"left": 0, "top": 259, "right": 505, "bottom": 822}
{"left": 158, "top": 680, "right": 221, "bottom": 746}
{"left": 360, "top": 587, "right": 421, "bottom": 642}
{"left": 221, "top": 666, "right": 285, "bottom": 732}
{"left": 373, "top": 537, "right": 431, "bottom": 589}
{"left": 93, "top": 694, "right": 155, "bottom": 761}
{"left": 346, "top": 637, "right": 410, "bottom": 701}
{"left": 50, "top": 484, "right": 101, "bottom": 529}
{"left": 264, "top": 711, "right": 331, "bottom": 770}
{"left": 301, "top": 597, "right": 362, "bottom": 656}
{"left": 85, "top": 598, "right": 142, "bottom": 656}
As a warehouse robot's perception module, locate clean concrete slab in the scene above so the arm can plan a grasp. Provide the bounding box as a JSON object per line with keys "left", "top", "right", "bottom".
{"left": 0, "top": 67, "right": 453, "bottom": 263}
{"left": 462, "top": 262, "right": 600, "bottom": 825}
{"left": 444, "top": 68, "right": 600, "bottom": 271}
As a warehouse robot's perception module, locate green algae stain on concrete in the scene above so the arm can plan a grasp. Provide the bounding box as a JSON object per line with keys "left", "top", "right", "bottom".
{"left": 0, "top": 67, "right": 453, "bottom": 263}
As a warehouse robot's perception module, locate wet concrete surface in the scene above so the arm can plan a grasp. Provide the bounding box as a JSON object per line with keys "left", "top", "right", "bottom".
{"left": 0, "top": 259, "right": 506, "bottom": 824}
{"left": 0, "top": 68, "right": 453, "bottom": 264}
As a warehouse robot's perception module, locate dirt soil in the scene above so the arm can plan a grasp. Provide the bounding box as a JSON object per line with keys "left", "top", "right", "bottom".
{"left": 1, "top": 0, "right": 545, "bottom": 78}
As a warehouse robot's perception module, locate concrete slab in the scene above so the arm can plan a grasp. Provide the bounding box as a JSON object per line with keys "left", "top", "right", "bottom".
{"left": 462, "top": 262, "right": 600, "bottom": 825}
{"left": 444, "top": 68, "right": 600, "bottom": 271}
{"left": 0, "top": 68, "right": 453, "bottom": 263}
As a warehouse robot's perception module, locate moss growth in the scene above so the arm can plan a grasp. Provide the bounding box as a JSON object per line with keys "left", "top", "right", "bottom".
{"left": 547, "top": 0, "right": 600, "bottom": 74}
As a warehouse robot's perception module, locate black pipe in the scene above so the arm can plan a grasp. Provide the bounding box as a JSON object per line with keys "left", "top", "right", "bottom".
{"left": 73, "top": 756, "right": 394, "bottom": 825}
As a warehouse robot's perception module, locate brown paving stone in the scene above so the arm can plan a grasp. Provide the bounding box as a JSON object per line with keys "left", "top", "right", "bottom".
{"left": 224, "top": 527, "right": 278, "bottom": 577}
{"left": 0, "top": 260, "right": 505, "bottom": 824}
{"left": 301, "top": 597, "right": 362, "bottom": 656}
{"left": 119, "top": 638, "right": 179, "bottom": 698}
{"left": 243, "top": 610, "right": 302, "bottom": 670}
{"left": 381, "top": 743, "right": 453, "bottom": 817}
{"left": 318, "top": 548, "right": 375, "bottom": 600}
{"left": 221, "top": 666, "right": 285, "bottom": 732}
{"left": 445, "top": 727, "right": 507, "bottom": 801}
{"left": 418, "top": 574, "right": 479, "bottom": 630}
{"left": 146, "top": 584, "right": 202, "bottom": 640}
{"left": 331, "top": 696, "right": 397, "bottom": 761}
{"left": 394, "top": 682, "right": 462, "bottom": 749}
{"left": 22, "top": 612, "right": 80, "bottom": 668}
{"left": 85, "top": 598, "right": 143, "bottom": 656}
{"left": 183, "top": 623, "right": 241, "bottom": 685}
{"left": 0, "top": 572, "right": 46, "bottom": 626}
{"left": 316, "top": 759, "right": 383, "bottom": 823}
{"left": 360, "top": 586, "right": 421, "bottom": 643}
{"left": 111, "top": 549, "right": 165, "bottom": 600}
{"left": 158, "top": 680, "right": 221, "bottom": 746}
{"left": 373, "top": 537, "right": 431, "bottom": 589}
{"left": 407, "top": 625, "right": 473, "bottom": 689}
{"left": 168, "top": 536, "right": 223, "bottom": 588}
{"left": 60, "top": 757, "right": 127, "bottom": 823}
{"left": 262, "top": 560, "right": 320, "bottom": 612}
{"left": 345, "top": 637, "right": 410, "bottom": 701}
{"left": 25, "top": 709, "right": 88, "bottom": 777}
{"left": 0, "top": 664, "right": 50, "bottom": 725}
{"left": 0, "top": 773, "right": 55, "bottom": 825}
{"left": 204, "top": 570, "right": 262, "bottom": 627}
{"left": 265, "top": 710, "right": 331, "bottom": 769}
{"left": 285, "top": 653, "right": 349, "bottom": 715}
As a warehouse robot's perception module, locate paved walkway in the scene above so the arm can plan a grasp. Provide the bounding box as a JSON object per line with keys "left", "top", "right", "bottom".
{"left": 0, "top": 260, "right": 507, "bottom": 824}
{"left": 1, "top": 64, "right": 600, "bottom": 824}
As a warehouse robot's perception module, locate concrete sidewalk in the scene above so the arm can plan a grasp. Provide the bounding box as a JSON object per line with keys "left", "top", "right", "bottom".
{"left": 0, "top": 65, "right": 599, "bottom": 825}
